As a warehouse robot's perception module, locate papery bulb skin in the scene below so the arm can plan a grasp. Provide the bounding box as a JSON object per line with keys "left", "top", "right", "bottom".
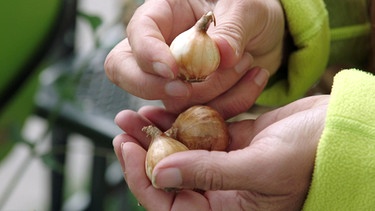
{"left": 143, "top": 125, "right": 189, "bottom": 188}
{"left": 170, "top": 11, "right": 220, "bottom": 82}
{"left": 166, "top": 105, "right": 229, "bottom": 151}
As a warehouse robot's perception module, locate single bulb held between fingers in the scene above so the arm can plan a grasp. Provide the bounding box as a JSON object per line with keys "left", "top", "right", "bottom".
{"left": 169, "top": 11, "right": 220, "bottom": 82}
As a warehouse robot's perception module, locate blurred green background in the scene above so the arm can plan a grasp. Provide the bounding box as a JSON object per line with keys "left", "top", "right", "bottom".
{"left": 0, "top": 0, "right": 146, "bottom": 210}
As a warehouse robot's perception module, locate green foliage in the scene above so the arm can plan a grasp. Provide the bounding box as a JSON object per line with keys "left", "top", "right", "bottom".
{"left": 78, "top": 11, "right": 103, "bottom": 47}
{"left": 78, "top": 11, "right": 102, "bottom": 31}
{"left": 40, "top": 152, "right": 64, "bottom": 173}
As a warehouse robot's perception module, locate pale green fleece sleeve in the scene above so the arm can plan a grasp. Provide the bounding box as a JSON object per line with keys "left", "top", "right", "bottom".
{"left": 257, "top": 0, "right": 330, "bottom": 106}
{"left": 303, "top": 69, "right": 375, "bottom": 210}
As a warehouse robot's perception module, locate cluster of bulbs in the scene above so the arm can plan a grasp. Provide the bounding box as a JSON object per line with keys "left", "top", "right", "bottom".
{"left": 143, "top": 12, "right": 228, "bottom": 189}
{"left": 144, "top": 106, "right": 229, "bottom": 189}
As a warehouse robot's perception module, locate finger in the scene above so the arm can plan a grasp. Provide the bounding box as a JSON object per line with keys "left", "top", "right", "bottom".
{"left": 104, "top": 39, "right": 192, "bottom": 99}
{"left": 151, "top": 107, "right": 326, "bottom": 192}
{"left": 126, "top": 2, "right": 177, "bottom": 79}
{"left": 114, "top": 109, "right": 153, "bottom": 148}
{"left": 227, "top": 96, "right": 329, "bottom": 150}
{"left": 113, "top": 132, "right": 147, "bottom": 176}
{"left": 114, "top": 106, "right": 179, "bottom": 148}
{"left": 171, "top": 190, "right": 210, "bottom": 211}
{"left": 113, "top": 134, "right": 129, "bottom": 173}
{"left": 126, "top": 1, "right": 206, "bottom": 78}
{"left": 227, "top": 95, "right": 329, "bottom": 150}
{"left": 118, "top": 133, "right": 212, "bottom": 210}
{"left": 137, "top": 106, "right": 177, "bottom": 131}
{"left": 121, "top": 142, "right": 175, "bottom": 211}
{"left": 254, "top": 95, "right": 330, "bottom": 133}
{"left": 207, "top": 67, "right": 269, "bottom": 119}
{"left": 226, "top": 120, "right": 255, "bottom": 151}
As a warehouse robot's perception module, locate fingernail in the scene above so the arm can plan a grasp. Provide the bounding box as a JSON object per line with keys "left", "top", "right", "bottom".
{"left": 153, "top": 168, "right": 182, "bottom": 188}
{"left": 254, "top": 68, "right": 269, "bottom": 86}
{"left": 165, "top": 80, "right": 189, "bottom": 97}
{"left": 153, "top": 62, "right": 174, "bottom": 79}
{"left": 234, "top": 53, "right": 253, "bottom": 74}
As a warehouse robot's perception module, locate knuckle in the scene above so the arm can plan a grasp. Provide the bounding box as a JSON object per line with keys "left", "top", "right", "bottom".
{"left": 194, "top": 162, "right": 224, "bottom": 190}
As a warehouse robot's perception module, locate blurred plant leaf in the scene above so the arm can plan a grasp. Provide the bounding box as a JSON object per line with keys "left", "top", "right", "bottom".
{"left": 41, "top": 152, "right": 64, "bottom": 173}
{"left": 53, "top": 66, "right": 84, "bottom": 104}
{"left": 54, "top": 73, "right": 78, "bottom": 102}
{"left": 78, "top": 11, "right": 102, "bottom": 32}
{"left": 9, "top": 123, "right": 35, "bottom": 149}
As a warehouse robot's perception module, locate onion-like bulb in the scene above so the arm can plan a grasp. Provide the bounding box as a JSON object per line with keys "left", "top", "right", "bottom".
{"left": 169, "top": 11, "right": 220, "bottom": 82}
{"left": 143, "top": 125, "right": 189, "bottom": 189}
{"left": 166, "top": 105, "right": 229, "bottom": 151}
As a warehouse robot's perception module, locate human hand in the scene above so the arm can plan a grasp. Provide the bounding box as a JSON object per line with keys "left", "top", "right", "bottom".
{"left": 113, "top": 95, "right": 329, "bottom": 211}
{"left": 105, "top": 0, "right": 284, "bottom": 114}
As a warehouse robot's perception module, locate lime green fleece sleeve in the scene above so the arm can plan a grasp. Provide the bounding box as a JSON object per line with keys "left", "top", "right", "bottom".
{"left": 303, "top": 69, "right": 375, "bottom": 210}
{"left": 256, "top": 0, "right": 330, "bottom": 106}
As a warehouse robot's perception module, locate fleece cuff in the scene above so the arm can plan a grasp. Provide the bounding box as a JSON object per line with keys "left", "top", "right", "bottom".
{"left": 257, "top": 0, "right": 330, "bottom": 106}
{"left": 303, "top": 69, "right": 375, "bottom": 210}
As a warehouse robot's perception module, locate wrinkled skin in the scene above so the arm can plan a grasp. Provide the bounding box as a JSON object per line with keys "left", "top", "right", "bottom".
{"left": 113, "top": 95, "right": 329, "bottom": 211}
{"left": 104, "top": 0, "right": 285, "bottom": 115}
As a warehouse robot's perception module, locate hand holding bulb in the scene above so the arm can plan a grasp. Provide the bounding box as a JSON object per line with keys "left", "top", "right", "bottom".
{"left": 104, "top": 0, "right": 284, "bottom": 116}
{"left": 169, "top": 11, "right": 220, "bottom": 82}
{"left": 113, "top": 95, "right": 329, "bottom": 211}
{"left": 143, "top": 105, "right": 229, "bottom": 189}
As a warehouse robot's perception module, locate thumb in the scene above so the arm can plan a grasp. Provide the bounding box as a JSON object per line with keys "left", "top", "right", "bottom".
{"left": 152, "top": 149, "right": 261, "bottom": 190}
{"left": 151, "top": 107, "right": 325, "bottom": 191}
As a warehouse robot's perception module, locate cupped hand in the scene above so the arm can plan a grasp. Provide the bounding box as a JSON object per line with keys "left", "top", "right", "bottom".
{"left": 105, "top": 0, "right": 284, "bottom": 114}
{"left": 113, "top": 95, "right": 329, "bottom": 211}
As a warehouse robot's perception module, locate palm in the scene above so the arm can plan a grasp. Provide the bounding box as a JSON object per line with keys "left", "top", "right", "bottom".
{"left": 120, "top": 118, "right": 309, "bottom": 211}
{"left": 114, "top": 96, "right": 328, "bottom": 211}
